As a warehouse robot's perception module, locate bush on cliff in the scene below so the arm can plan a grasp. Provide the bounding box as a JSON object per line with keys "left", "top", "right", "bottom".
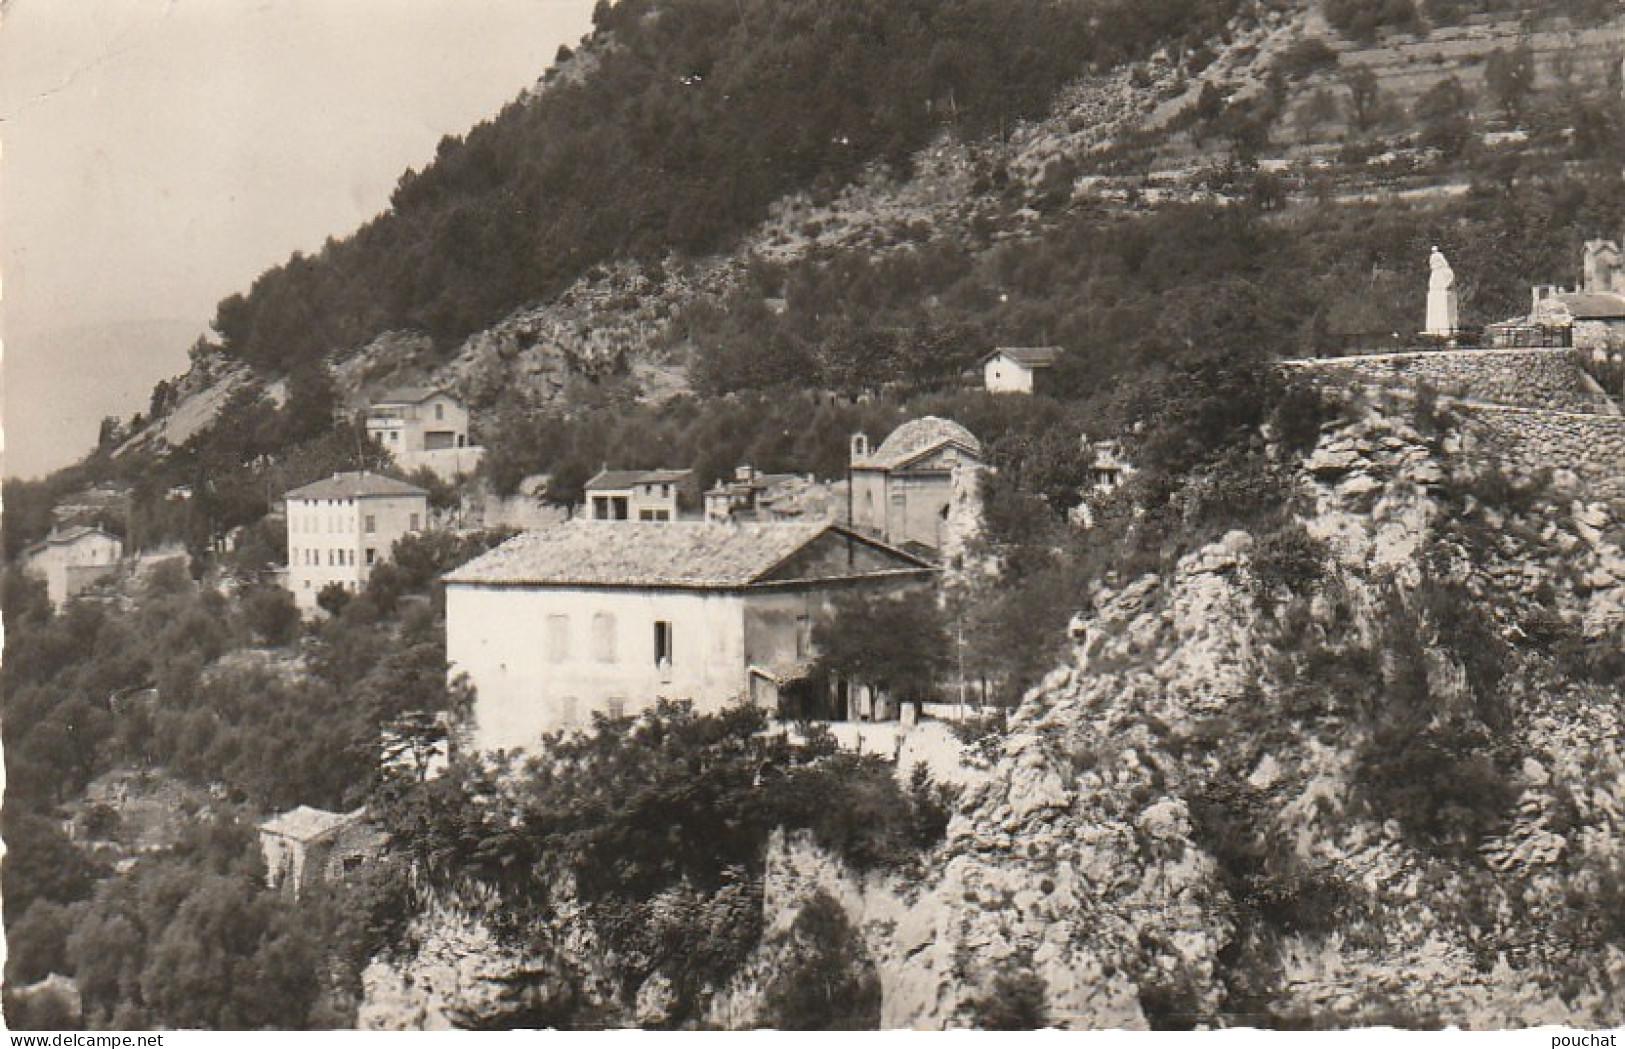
{"left": 968, "top": 967, "right": 1050, "bottom": 1030}
{"left": 375, "top": 701, "right": 951, "bottom": 1025}
{"left": 762, "top": 891, "right": 882, "bottom": 1030}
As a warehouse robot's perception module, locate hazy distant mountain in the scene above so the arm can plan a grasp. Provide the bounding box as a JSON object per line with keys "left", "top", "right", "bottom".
{"left": 3, "top": 317, "right": 201, "bottom": 479}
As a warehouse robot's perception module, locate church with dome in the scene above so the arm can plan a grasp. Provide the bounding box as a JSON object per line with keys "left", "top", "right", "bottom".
{"left": 848, "top": 416, "right": 984, "bottom": 558}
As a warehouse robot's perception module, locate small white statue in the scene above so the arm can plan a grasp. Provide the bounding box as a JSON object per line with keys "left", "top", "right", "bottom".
{"left": 1426, "top": 246, "right": 1459, "bottom": 336}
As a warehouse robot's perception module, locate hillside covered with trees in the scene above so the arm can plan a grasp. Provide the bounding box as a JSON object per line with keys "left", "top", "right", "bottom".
{"left": 204, "top": 0, "right": 1245, "bottom": 373}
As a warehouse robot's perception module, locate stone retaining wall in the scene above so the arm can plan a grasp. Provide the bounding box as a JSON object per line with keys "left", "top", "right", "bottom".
{"left": 1462, "top": 404, "right": 1625, "bottom": 502}
{"left": 1284, "top": 348, "right": 1606, "bottom": 413}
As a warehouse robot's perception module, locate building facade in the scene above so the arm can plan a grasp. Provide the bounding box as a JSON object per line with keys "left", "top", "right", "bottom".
{"left": 284, "top": 472, "right": 429, "bottom": 611}
{"left": 23, "top": 526, "right": 124, "bottom": 608}
{"left": 849, "top": 417, "right": 983, "bottom": 556}
{"left": 365, "top": 388, "right": 470, "bottom": 453}
{"left": 585, "top": 468, "right": 692, "bottom": 521}
{"left": 445, "top": 520, "right": 935, "bottom": 752}
{"left": 983, "top": 346, "right": 1060, "bottom": 394}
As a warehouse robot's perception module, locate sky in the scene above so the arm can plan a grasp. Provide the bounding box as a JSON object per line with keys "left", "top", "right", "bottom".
{"left": 0, "top": 0, "right": 596, "bottom": 479}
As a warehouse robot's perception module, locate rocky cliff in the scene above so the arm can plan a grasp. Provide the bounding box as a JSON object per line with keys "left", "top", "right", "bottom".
{"left": 747, "top": 391, "right": 1625, "bottom": 1029}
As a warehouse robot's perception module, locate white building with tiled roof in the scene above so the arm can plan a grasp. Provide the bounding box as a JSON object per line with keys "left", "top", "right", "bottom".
{"left": 284, "top": 471, "right": 429, "bottom": 612}
{"left": 444, "top": 520, "right": 936, "bottom": 751}
{"left": 849, "top": 417, "right": 983, "bottom": 556}
{"left": 585, "top": 467, "right": 694, "bottom": 521}
{"left": 23, "top": 525, "right": 123, "bottom": 608}
{"left": 983, "top": 345, "right": 1061, "bottom": 394}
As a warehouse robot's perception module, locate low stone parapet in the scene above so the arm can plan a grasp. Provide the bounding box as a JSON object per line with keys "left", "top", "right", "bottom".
{"left": 1283, "top": 348, "right": 1607, "bottom": 414}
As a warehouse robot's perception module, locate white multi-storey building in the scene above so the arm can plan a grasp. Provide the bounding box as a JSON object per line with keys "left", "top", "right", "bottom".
{"left": 284, "top": 471, "right": 429, "bottom": 611}
{"left": 365, "top": 388, "right": 470, "bottom": 452}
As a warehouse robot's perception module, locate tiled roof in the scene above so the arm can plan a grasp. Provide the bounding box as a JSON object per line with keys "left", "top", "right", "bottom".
{"left": 986, "top": 346, "right": 1062, "bottom": 368}
{"left": 23, "top": 525, "right": 120, "bottom": 557}
{"left": 857, "top": 416, "right": 982, "bottom": 470}
{"left": 445, "top": 520, "right": 921, "bottom": 588}
{"left": 371, "top": 386, "right": 444, "bottom": 405}
{"left": 284, "top": 471, "right": 428, "bottom": 501}
{"left": 258, "top": 805, "right": 363, "bottom": 842}
{"left": 42, "top": 525, "right": 116, "bottom": 546}
{"left": 585, "top": 467, "right": 692, "bottom": 490}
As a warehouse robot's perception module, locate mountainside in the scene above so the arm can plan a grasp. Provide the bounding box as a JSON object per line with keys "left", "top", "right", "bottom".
{"left": 111, "top": 0, "right": 1623, "bottom": 475}
{"left": 8, "top": 1, "right": 1625, "bottom": 1033}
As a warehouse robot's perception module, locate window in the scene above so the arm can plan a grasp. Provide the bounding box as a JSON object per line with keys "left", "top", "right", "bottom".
{"left": 796, "top": 615, "right": 812, "bottom": 659}
{"left": 653, "top": 620, "right": 673, "bottom": 667}
{"left": 592, "top": 612, "right": 617, "bottom": 663}
{"left": 435, "top": 403, "right": 445, "bottom": 421}
{"left": 545, "top": 615, "right": 570, "bottom": 663}
{"left": 606, "top": 698, "right": 626, "bottom": 719}
{"left": 409, "top": 513, "right": 421, "bottom": 531}
{"left": 364, "top": 515, "right": 376, "bottom": 533}
{"left": 366, "top": 548, "right": 376, "bottom": 565}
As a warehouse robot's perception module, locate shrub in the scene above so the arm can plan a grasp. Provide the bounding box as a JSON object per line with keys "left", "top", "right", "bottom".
{"left": 1354, "top": 719, "right": 1517, "bottom": 858}
{"left": 762, "top": 891, "right": 880, "bottom": 1030}
{"left": 315, "top": 582, "right": 352, "bottom": 617}
{"left": 1274, "top": 36, "right": 1338, "bottom": 81}
{"left": 240, "top": 585, "right": 301, "bottom": 646}
{"left": 1453, "top": 464, "right": 1547, "bottom": 518}
{"left": 905, "top": 764, "right": 957, "bottom": 851}
{"left": 1138, "top": 976, "right": 1208, "bottom": 1030}
{"left": 1269, "top": 382, "right": 1338, "bottom": 455}
{"left": 968, "top": 968, "right": 1049, "bottom": 1030}
{"left": 1325, "top": 0, "right": 1418, "bottom": 42}
{"left": 1250, "top": 524, "right": 1329, "bottom": 609}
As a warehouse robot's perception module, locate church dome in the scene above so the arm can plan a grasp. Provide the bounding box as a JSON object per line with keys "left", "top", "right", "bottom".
{"left": 863, "top": 416, "right": 981, "bottom": 468}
